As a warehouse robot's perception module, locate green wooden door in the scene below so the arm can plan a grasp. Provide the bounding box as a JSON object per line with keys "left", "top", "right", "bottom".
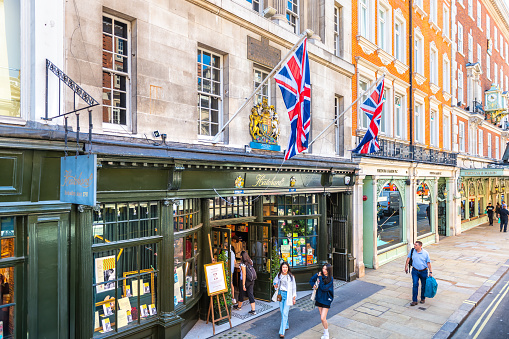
{"left": 248, "top": 222, "right": 272, "bottom": 301}
{"left": 28, "top": 213, "right": 69, "bottom": 339}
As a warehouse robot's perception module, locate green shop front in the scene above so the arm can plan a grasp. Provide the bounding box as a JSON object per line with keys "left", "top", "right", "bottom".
{"left": 0, "top": 137, "right": 356, "bottom": 338}
{"left": 459, "top": 168, "right": 509, "bottom": 231}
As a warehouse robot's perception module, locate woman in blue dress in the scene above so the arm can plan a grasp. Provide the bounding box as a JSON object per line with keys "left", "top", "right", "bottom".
{"left": 309, "top": 263, "right": 334, "bottom": 339}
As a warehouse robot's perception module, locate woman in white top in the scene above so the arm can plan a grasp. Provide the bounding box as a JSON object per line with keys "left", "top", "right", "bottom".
{"left": 272, "top": 261, "right": 297, "bottom": 338}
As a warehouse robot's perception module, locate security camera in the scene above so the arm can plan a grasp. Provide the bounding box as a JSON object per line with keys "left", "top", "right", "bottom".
{"left": 153, "top": 130, "right": 160, "bottom": 138}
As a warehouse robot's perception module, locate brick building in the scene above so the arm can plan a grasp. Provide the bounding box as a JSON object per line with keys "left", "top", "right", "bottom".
{"left": 452, "top": 0, "right": 509, "bottom": 229}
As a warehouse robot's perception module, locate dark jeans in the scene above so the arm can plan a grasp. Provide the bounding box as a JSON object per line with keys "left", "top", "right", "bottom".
{"left": 501, "top": 219, "right": 508, "bottom": 232}
{"left": 412, "top": 268, "right": 428, "bottom": 302}
{"left": 239, "top": 280, "right": 255, "bottom": 304}
{"left": 488, "top": 213, "right": 494, "bottom": 225}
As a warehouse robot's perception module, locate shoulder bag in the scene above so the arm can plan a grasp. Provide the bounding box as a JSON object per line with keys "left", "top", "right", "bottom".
{"left": 408, "top": 248, "right": 415, "bottom": 268}
{"left": 310, "top": 276, "right": 319, "bottom": 301}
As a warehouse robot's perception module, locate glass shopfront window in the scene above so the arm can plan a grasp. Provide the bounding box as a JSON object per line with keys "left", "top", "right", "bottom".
{"left": 92, "top": 202, "right": 161, "bottom": 336}
{"left": 209, "top": 196, "right": 253, "bottom": 220}
{"left": 0, "top": 217, "right": 16, "bottom": 339}
{"left": 174, "top": 199, "right": 202, "bottom": 310}
{"left": 264, "top": 195, "right": 319, "bottom": 267}
{"left": 0, "top": 0, "right": 21, "bottom": 117}
{"left": 174, "top": 198, "right": 200, "bottom": 232}
{"left": 377, "top": 184, "right": 403, "bottom": 251}
{"left": 416, "top": 183, "right": 432, "bottom": 236}
{"left": 174, "top": 232, "right": 200, "bottom": 309}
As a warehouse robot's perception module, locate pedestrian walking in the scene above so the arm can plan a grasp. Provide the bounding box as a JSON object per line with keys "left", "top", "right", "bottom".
{"left": 486, "top": 203, "right": 495, "bottom": 226}
{"left": 272, "top": 262, "right": 296, "bottom": 338}
{"left": 233, "top": 251, "right": 256, "bottom": 315}
{"left": 309, "top": 263, "right": 334, "bottom": 339}
{"left": 405, "top": 241, "right": 432, "bottom": 306}
{"left": 499, "top": 204, "right": 509, "bottom": 232}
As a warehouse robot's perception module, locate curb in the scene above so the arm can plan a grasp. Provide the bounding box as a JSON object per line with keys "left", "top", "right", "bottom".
{"left": 432, "top": 259, "right": 509, "bottom": 339}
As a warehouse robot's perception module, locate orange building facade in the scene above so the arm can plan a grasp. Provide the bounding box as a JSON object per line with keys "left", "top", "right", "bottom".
{"left": 349, "top": 0, "right": 509, "bottom": 273}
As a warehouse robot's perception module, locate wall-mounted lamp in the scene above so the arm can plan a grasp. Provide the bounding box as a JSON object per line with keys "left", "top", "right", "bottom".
{"left": 263, "top": 6, "right": 277, "bottom": 18}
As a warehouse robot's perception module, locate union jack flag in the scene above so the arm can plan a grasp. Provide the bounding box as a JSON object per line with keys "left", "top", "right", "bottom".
{"left": 274, "top": 39, "right": 311, "bottom": 160}
{"left": 352, "top": 78, "right": 385, "bottom": 154}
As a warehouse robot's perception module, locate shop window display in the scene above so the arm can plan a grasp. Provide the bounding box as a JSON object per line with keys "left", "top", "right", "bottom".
{"left": 264, "top": 195, "right": 319, "bottom": 267}
{"left": 209, "top": 196, "right": 253, "bottom": 220}
{"left": 0, "top": 217, "right": 15, "bottom": 338}
{"left": 174, "top": 232, "right": 200, "bottom": 308}
{"left": 174, "top": 198, "right": 200, "bottom": 231}
{"left": 377, "top": 184, "right": 403, "bottom": 250}
{"left": 416, "top": 183, "right": 432, "bottom": 236}
{"left": 92, "top": 203, "right": 160, "bottom": 336}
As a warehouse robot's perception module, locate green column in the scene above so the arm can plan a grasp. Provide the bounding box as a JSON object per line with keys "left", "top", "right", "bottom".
{"left": 199, "top": 199, "right": 211, "bottom": 321}
{"left": 318, "top": 193, "right": 328, "bottom": 264}
{"left": 76, "top": 206, "right": 93, "bottom": 338}
{"left": 157, "top": 199, "right": 183, "bottom": 339}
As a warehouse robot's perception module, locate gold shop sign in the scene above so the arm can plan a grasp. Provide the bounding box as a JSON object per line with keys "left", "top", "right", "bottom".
{"left": 252, "top": 174, "right": 286, "bottom": 187}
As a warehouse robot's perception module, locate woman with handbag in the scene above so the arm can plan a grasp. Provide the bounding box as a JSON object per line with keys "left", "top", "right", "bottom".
{"left": 233, "top": 251, "right": 256, "bottom": 314}
{"left": 272, "top": 262, "right": 296, "bottom": 338}
{"left": 309, "top": 263, "right": 334, "bottom": 339}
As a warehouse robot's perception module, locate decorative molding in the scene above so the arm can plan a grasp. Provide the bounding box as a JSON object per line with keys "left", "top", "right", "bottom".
{"left": 357, "top": 35, "right": 378, "bottom": 55}
{"left": 429, "top": 20, "right": 441, "bottom": 34}
{"left": 414, "top": 72, "right": 427, "bottom": 85}
{"left": 429, "top": 95, "right": 441, "bottom": 107}
{"left": 413, "top": 2, "right": 427, "bottom": 20}
{"left": 430, "top": 83, "right": 441, "bottom": 94}
{"left": 377, "top": 48, "right": 395, "bottom": 65}
{"left": 442, "top": 32, "right": 452, "bottom": 45}
{"left": 168, "top": 163, "right": 185, "bottom": 190}
{"left": 393, "top": 59, "right": 409, "bottom": 74}
{"left": 443, "top": 90, "right": 451, "bottom": 101}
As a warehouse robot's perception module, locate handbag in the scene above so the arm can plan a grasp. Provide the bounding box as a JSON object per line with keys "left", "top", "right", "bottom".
{"left": 277, "top": 288, "right": 282, "bottom": 302}
{"left": 310, "top": 277, "right": 319, "bottom": 301}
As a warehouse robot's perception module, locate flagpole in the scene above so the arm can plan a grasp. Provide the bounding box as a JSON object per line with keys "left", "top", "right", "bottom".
{"left": 308, "top": 75, "right": 385, "bottom": 147}
{"left": 212, "top": 29, "right": 314, "bottom": 144}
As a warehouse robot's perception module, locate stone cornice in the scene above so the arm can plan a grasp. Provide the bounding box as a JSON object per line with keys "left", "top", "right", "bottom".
{"left": 430, "top": 83, "right": 441, "bottom": 94}
{"left": 377, "top": 48, "right": 395, "bottom": 65}
{"left": 357, "top": 35, "right": 378, "bottom": 55}
{"left": 393, "top": 59, "right": 409, "bottom": 74}
{"left": 414, "top": 72, "right": 427, "bottom": 85}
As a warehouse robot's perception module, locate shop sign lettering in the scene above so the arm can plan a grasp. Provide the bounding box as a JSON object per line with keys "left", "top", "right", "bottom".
{"left": 377, "top": 169, "right": 398, "bottom": 173}
{"left": 252, "top": 174, "right": 285, "bottom": 187}
{"left": 60, "top": 155, "right": 97, "bottom": 206}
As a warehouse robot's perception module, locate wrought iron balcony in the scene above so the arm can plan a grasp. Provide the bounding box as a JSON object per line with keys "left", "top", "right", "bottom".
{"left": 352, "top": 138, "right": 457, "bottom": 166}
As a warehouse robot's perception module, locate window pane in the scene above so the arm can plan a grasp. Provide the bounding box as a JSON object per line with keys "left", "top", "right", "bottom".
{"left": 0, "top": 267, "right": 14, "bottom": 339}
{"left": 114, "top": 21, "right": 128, "bottom": 39}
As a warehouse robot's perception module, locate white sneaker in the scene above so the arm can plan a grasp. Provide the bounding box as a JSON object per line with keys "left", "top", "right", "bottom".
{"left": 320, "top": 335, "right": 329, "bottom": 339}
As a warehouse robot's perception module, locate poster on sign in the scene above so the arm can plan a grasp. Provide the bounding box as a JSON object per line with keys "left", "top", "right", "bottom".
{"left": 60, "top": 154, "right": 97, "bottom": 206}
{"left": 204, "top": 262, "right": 228, "bottom": 296}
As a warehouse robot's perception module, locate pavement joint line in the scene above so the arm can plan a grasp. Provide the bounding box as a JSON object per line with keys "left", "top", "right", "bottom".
{"left": 463, "top": 300, "right": 476, "bottom": 305}
{"left": 433, "top": 258, "right": 509, "bottom": 338}
{"left": 485, "top": 280, "right": 496, "bottom": 284}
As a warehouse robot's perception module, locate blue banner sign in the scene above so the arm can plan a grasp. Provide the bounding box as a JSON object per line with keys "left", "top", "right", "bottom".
{"left": 60, "top": 155, "right": 97, "bottom": 206}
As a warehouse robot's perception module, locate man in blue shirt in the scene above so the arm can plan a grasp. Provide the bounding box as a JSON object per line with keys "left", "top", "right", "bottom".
{"left": 404, "top": 241, "right": 432, "bottom": 306}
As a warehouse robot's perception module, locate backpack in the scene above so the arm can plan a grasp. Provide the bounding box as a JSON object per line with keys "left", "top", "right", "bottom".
{"left": 245, "top": 262, "right": 257, "bottom": 282}
{"left": 424, "top": 276, "right": 438, "bottom": 298}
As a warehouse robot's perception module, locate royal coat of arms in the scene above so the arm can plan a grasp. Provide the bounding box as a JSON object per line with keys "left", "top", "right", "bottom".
{"left": 249, "top": 98, "right": 281, "bottom": 151}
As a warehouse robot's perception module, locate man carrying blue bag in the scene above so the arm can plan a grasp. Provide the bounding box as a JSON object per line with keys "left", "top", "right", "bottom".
{"left": 404, "top": 241, "right": 433, "bottom": 306}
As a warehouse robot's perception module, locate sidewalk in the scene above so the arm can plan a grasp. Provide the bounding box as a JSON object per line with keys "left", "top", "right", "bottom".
{"left": 295, "top": 223, "right": 509, "bottom": 339}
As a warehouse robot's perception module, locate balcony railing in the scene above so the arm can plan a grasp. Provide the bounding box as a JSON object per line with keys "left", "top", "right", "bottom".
{"left": 352, "top": 138, "right": 457, "bottom": 166}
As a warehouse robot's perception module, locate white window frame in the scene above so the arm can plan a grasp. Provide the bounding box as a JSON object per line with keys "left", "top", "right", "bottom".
{"left": 477, "top": 1, "right": 481, "bottom": 28}
{"left": 443, "top": 114, "right": 450, "bottom": 150}
{"left": 359, "top": 78, "right": 371, "bottom": 129}
{"left": 459, "top": 121, "right": 465, "bottom": 152}
{"left": 359, "top": 0, "right": 371, "bottom": 39}
{"left": 379, "top": 87, "right": 391, "bottom": 135}
{"left": 394, "top": 11, "right": 406, "bottom": 63}
{"left": 500, "top": 35, "right": 503, "bottom": 52}
{"left": 495, "top": 63, "right": 498, "bottom": 84}
{"left": 478, "top": 129, "right": 484, "bottom": 156}
{"left": 487, "top": 15, "right": 490, "bottom": 38}
{"left": 415, "top": 101, "right": 425, "bottom": 144}
{"left": 102, "top": 14, "right": 132, "bottom": 130}
{"left": 443, "top": 5, "right": 450, "bottom": 38}
{"left": 457, "top": 23, "right": 464, "bottom": 54}
{"left": 415, "top": 31, "right": 424, "bottom": 75}
{"left": 505, "top": 42, "right": 508, "bottom": 61}
{"left": 394, "top": 94, "right": 404, "bottom": 139}
{"left": 458, "top": 69, "right": 464, "bottom": 103}
{"left": 468, "top": 34, "right": 473, "bottom": 63}
{"left": 430, "top": 44, "right": 438, "bottom": 84}
{"left": 477, "top": 44, "right": 482, "bottom": 68}
{"left": 335, "top": 95, "right": 344, "bottom": 156}
{"left": 334, "top": 5, "right": 342, "bottom": 57}
{"left": 488, "top": 133, "right": 492, "bottom": 158}
{"left": 495, "top": 26, "right": 498, "bottom": 50}
{"left": 286, "top": 0, "right": 299, "bottom": 34}
{"left": 430, "top": 110, "right": 439, "bottom": 147}
{"left": 378, "top": 1, "right": 391, "bottom": 53}
{"left": 496, "top": 136, "right": 500, "bottom": 159}
{"left": 430, "top": 0, "right": 437, "bottom": 24}
{"left": 254, "top": 67, "right": 270, "bottom": 105}
{"left": 468, "top": 0, "right": 473, "bottom": 18}
{"left": 197, "top": 48, "right": 223, "bottom": 139}
{"left": 487, "top": 54, "right": 491, "bottom": 79}
{"left": 443, "top": 55, "right": 450, "bottom": 93}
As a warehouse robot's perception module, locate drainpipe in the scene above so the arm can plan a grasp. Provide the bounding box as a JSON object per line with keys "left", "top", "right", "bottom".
{"left": 409, "top": 0, "right": 414, "bottom": 150}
